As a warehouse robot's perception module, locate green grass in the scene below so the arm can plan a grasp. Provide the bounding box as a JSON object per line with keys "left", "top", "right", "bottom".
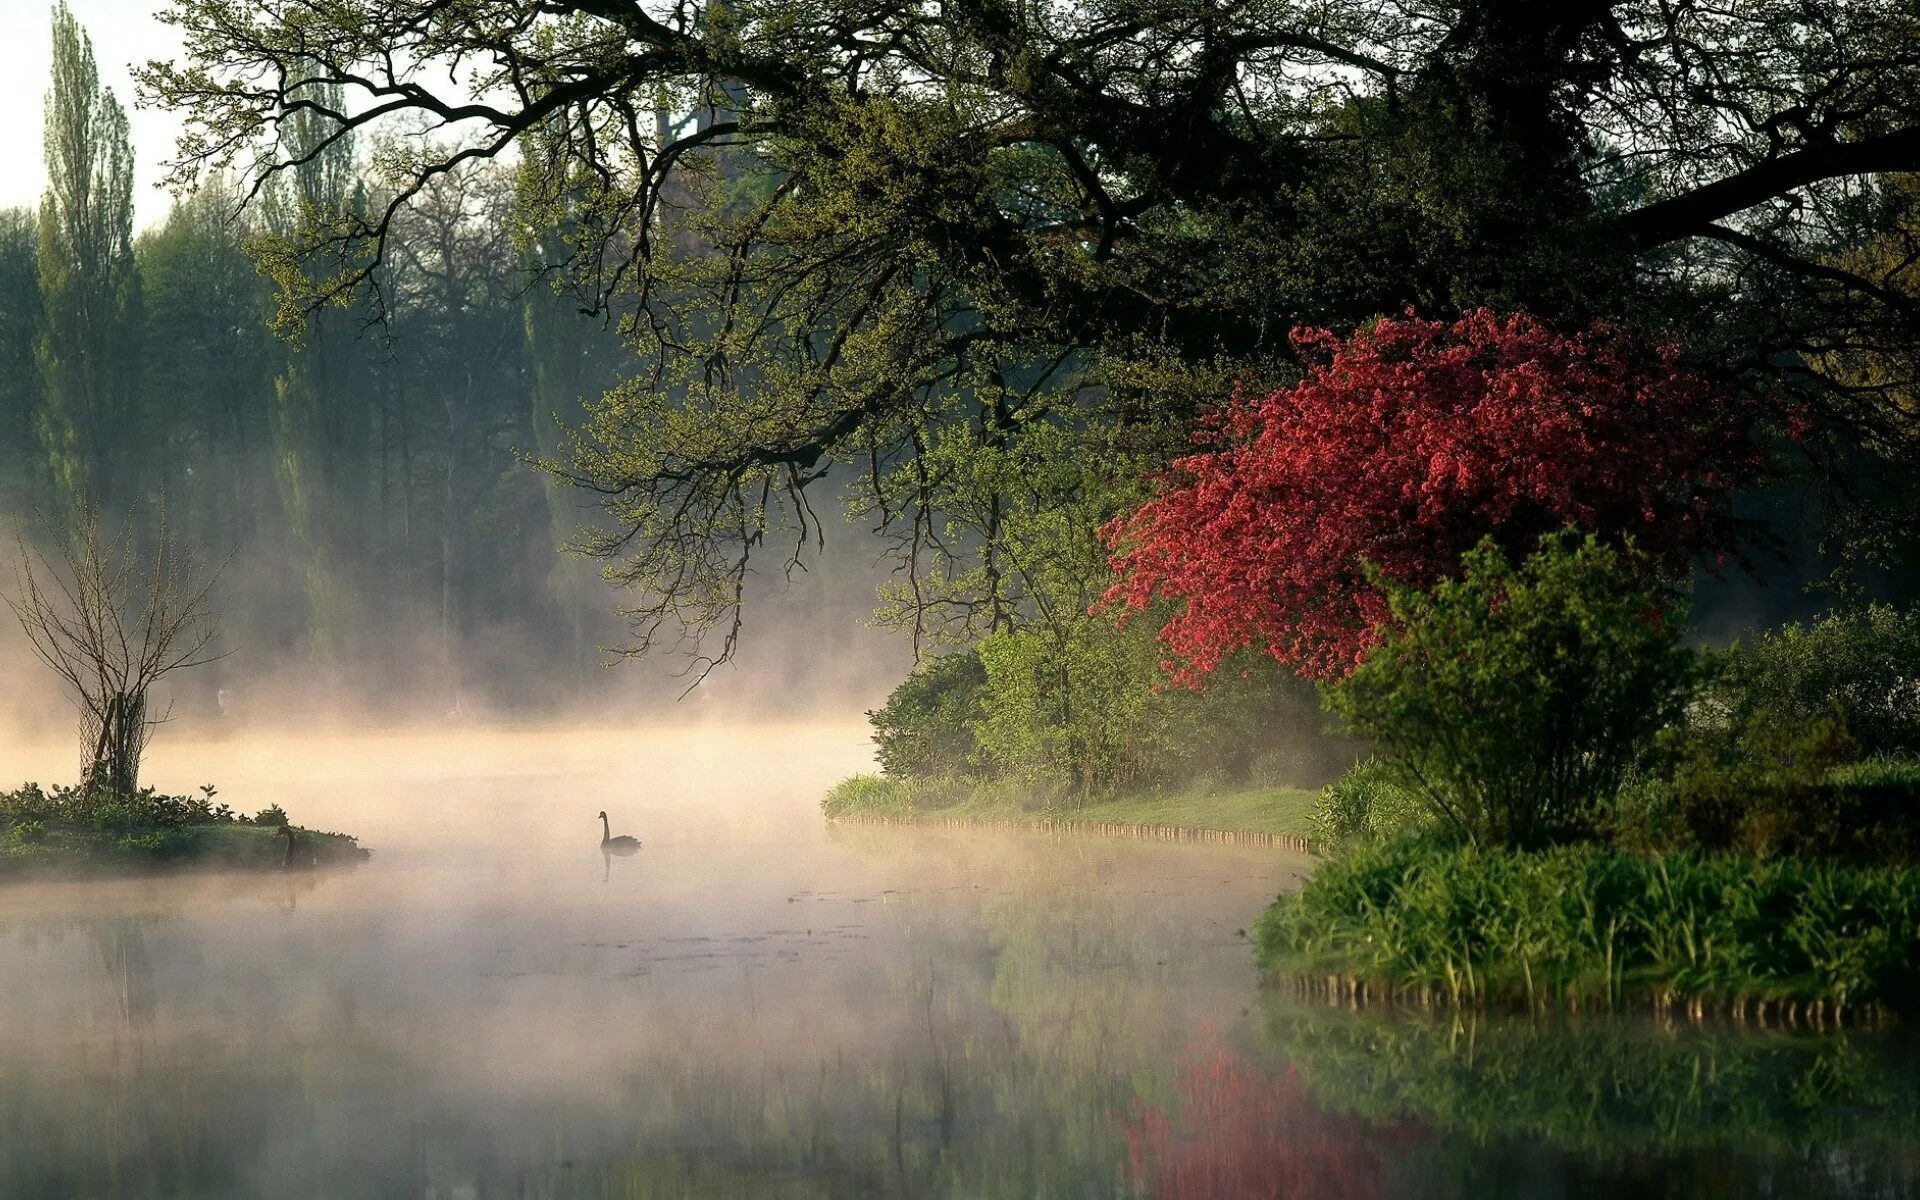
{"left": 822, "top": 772, "right": 1318, "bottom": 838}
{"left": 1254, "top": 837, "right": 1920, "bottom": 1014}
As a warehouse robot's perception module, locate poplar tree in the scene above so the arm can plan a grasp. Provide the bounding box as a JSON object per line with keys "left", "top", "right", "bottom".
{"left": 0, "top": 210, "right": 41, "bottom": 512}
{"left": 36, "top": 1, "right": 139, "bottom": 520}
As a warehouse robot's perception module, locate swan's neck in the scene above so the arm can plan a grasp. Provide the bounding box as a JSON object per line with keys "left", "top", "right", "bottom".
{"left": 600, "top": 814, "right": 610, "bottom": 845}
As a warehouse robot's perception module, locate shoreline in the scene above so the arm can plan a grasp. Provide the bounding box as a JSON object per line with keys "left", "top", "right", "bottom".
{"left": 828, "top": 810, "right": 1314, "bottom": 850}
{"left": 1, "top": 823, "right": 370, "bottom": 884}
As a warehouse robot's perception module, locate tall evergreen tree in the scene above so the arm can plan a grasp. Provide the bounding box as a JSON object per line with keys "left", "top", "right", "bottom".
{"left": 36, "top": 1, "right": 139, "bottom": 520}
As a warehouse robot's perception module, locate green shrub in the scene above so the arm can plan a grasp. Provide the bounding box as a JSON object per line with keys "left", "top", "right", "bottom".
{"left": 868, "top": 650, "right": 988, "bottom": 779}
{"left": 0, "top": 781, "right": 365, "bottom": 877}
{"left": 6, "top": 820, "right": 45, "bottom": 847}
{"left": 1664, "top": 700, "right": 1920, "bottom": 863}
{"left": 115, "top": 831, "right": 176, "bottom": 856}
{"left": 1309, "top": 756, "right": 1429, "bottom": 849}
{"left": 1655, "top": 605, "right": 1920, "bottom": 863}
{"left": 904, "top": 774, "right": 978, "bottom": 811}
{"left": 1601, "top": 770, "right": 1686, "bottom": 853}
{"left": 1255, "top": 839, "right": 1920, "bottom": 1011}
{"left": 1324, "top": 531, "right": 1696, "bottom": 848}
{"left": 1665, "top": 706, "right": 1853, "bottom": 855}
{"left": 1, "top": 783, "right": 307, "bottom": 844}
{"left": 1829, "top": 754, "right": 1920, "bottom": 793}
{"left": 1712, "top": 602, "right": 1920, "bottom": 760}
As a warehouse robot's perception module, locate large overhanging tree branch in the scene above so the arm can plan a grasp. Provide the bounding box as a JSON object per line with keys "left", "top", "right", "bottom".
{"left": 141, "top": 0, "right": 1920, "bottom": 667}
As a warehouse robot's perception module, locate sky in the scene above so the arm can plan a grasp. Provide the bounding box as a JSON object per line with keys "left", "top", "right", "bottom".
{"left": 0, "top": 0, "right": 186, "bottom": 231}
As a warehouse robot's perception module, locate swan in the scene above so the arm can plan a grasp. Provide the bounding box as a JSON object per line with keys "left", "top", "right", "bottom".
{"left": 599, "top": 811, "right": 641, "bottom": 854}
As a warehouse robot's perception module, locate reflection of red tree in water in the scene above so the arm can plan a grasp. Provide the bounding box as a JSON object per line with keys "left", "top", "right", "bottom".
{"left": 1125, "top": 1035, "right": 1389, "bottom": 1200}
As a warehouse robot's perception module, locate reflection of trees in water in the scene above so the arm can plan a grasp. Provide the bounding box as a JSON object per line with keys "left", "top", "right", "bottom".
{"left": 16, "top": 840, "right": 1918, "bottom": 1198}
{"left": 0, "top": 916, "right": 186, "bottom": 1197}
{"left": 565, "top": 840, "right": 1271, "bottom": 1196}
{"left": 1123, "top": 1032, "right": 1402, "bottom": 1200}
{"left": 0, "top": 845, "right": 1230, "bottom": 1198}
{"left": 93, "top": 918, "right": 157, "bottom": 1031}
{"left": 0, "top": 876, "right": 348, "bottom": 1199}
{"left": 1260, "top": 996, "right": 1920, "bottom": 1199}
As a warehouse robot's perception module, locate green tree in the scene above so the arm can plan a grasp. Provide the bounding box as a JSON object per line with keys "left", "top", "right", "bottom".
{"left": 973, "top": 618, "right": 1166, "bottom": 793}
{"left": 1325, "top": 532, "right": 1697, "bottom": 848}
{"left": 136, "top": 178, "right": 277, "bottom": 558}
{"left": 1712, "top": 604, "right": 1920, "bottom": 761}
{"left": 382, "top": 155, "right": 543, "bottom": 681}
{"left": 868, "top": 650, "right": 988, "bottom": 779}
{"left": 37, "top": 0, "right": 140, "bottom": 519}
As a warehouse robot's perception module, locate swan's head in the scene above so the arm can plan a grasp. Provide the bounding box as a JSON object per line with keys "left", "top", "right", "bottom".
{"left": 597, "top": 810, "right": 607, "bottom": 820}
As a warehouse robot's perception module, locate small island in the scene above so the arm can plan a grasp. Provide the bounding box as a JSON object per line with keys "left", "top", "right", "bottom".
{"left": 0, "top": 783, "right": 367, "bottom": 880}
{"left": 2, "top": 509, "right": 366, "bottom": 883}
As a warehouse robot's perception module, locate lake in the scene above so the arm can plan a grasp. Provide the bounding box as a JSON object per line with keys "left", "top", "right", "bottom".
{"left": 1, "top": 724, "right": 1916, "bottom": 1197}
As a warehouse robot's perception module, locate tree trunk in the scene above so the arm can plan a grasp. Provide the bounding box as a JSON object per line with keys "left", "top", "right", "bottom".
{"left": 88, "top": 690, "right": 144, "bottom": 797}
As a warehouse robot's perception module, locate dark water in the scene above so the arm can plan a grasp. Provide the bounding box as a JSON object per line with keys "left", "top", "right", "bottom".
{"left": 1, "top": 726, "right": 1917, "bottom": 1198}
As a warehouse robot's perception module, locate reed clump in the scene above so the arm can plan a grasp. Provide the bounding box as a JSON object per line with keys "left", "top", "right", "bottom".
{"left": 1254, "top": 838, "right": 1920, "bottom": 1018}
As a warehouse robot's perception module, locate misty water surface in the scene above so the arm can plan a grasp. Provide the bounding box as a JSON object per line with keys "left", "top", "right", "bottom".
{"left": 2, "top": 724, "right": 1918, "bottom": 1198}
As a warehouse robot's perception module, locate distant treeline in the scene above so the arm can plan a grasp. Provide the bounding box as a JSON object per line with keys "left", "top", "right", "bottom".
{"left": 0, "top": 6, "right": 633, "bottom": 710}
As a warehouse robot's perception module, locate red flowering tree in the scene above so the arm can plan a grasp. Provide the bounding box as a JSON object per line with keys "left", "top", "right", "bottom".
{"left": 1104, "top": 309, "right": 1766, "bottom": 681}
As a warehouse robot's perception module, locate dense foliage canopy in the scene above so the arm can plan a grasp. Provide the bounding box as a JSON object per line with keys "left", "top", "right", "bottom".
{"left": 139, "top": 0, "right": 1920, "bottom": 663}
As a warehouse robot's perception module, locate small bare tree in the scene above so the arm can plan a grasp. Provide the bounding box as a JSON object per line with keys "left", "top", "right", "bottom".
{"left": 8, "top": 508, "right": 227, "bottom": 797}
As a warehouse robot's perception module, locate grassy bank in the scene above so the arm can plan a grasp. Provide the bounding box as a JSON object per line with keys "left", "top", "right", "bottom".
{"left": 1253, "top": 838, "right": 1920, "bottom": 1018}
{"left": 1, "top": 783, "right": 368, "bottom": 881}
{"left": 823, "top": 772, "right": 1318, "bottom": 844}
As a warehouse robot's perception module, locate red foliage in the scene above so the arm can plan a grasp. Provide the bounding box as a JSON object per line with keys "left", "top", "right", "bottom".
{"left": 1122, "top": 1036, "right": 1393, "bottom": 1200}
{"left": 1104, "top": 309, "right": 1766, "bottom": 680}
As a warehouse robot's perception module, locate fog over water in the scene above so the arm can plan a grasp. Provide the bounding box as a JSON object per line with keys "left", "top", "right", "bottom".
{"left": 0, "top": 723, "right": 1310, "bottom": 1196}
{"left": 4, "top": 723, "right": 1920, "bottom": 1198}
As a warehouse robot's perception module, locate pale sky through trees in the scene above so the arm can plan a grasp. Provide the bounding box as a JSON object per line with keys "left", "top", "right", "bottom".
{"left": 0, "top": 0, "right": 182, "bottom": 231}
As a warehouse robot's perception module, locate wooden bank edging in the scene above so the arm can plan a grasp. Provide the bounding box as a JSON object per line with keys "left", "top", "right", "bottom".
{"left": 828, "top": 811, "right": 1314, "bottom": 851}
{"left": 1272, "top": 970, "right": 1897, "bottom": 1029}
